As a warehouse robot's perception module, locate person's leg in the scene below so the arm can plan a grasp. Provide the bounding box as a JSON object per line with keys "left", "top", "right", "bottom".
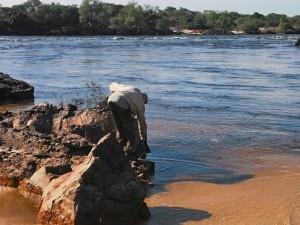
{"left": 108, "top": 102, "right": 125, "bottom": 142}
{"left": 109, "top": 101, "right": 136, "bottom": 151}
{"left": 109, "top": 101, "right": 147, "bottom": 159}
{"left": 118, "top": 110, "right": 136, "bottom": 151}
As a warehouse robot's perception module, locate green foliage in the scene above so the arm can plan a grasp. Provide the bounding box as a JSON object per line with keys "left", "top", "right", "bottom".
{"left": 22, "top": 0, "right": 42, "bottom": 12}
{"left": 0, "top": 0, "right": 299, "bottom": 35}
{"left": 215, "top": 11, "right": 236, "bottom": 34}
{"left": 155, "top": 10, "right": 171, "bottom": 31}
{"left": 204, "top": 11, "right": 218, "bottom": 29}
{"left": 192, "top": 12, "right": 207, "bottom": 29}
{"left": 265, "top": 13, "right": 282, "bottom": 27}
{"left": 110, "top": 2, "right": 146, "bottom": 34}
{"left": 290, "top": 16, "right": 300, "bottom": 31}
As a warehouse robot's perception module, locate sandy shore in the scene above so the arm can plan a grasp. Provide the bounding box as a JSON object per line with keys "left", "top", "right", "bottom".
{"left": 144, "top": 148, "right": 300, "bottom": 225}
{"left": 1, "top": 147, "right": 300, "bottom": 225}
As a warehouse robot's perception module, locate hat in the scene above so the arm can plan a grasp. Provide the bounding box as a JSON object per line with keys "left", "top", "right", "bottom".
{"left": 142, "top": 92, "right": 148, "bottom": 104}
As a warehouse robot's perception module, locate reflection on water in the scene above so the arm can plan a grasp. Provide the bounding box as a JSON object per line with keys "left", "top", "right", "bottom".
{"left": 0, "top": 187, "right": 39, "bottom": 225}
{"left": 0, "top": 101, "right": 35, "bottom": 112}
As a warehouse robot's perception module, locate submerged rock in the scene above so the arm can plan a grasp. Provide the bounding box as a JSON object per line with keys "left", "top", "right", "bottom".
{"left": 0, "top": 72, "right": 34, "bottom": 102}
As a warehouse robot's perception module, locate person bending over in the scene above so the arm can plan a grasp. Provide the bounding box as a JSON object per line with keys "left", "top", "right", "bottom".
{"left": 108, "top": 82, "right": 150, "bottom": 159}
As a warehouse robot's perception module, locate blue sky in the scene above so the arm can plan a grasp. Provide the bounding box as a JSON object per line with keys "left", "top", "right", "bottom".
{"left": 1, "top": 0, "right": 299, "bottom": 16}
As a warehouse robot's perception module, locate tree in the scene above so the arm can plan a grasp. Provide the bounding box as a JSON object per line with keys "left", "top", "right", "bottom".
{"left": 237, "top": 16, "right": 264, "bottom": 34}
{"left": 110, "top": 2, "right": 145, "bottom": 34}
{"left": 79, "top": 0, "right": 118, "bottom": 33}
{"left": 60, "top": 6, "right": 79, "bottom": 27}
{"left": 215, "top": 11, "right": 236, "bottom": 34}
{"left": 43, "top": 3, "right": 64, "bottom": 33}
{"left": 280, "top": 15, "right": 292, "bottom": 33}
{"left": 142, "top": 5, "right": 159, "bottom": 33}
{"left": 0, "top": 6, "right": 10, "bottom": 34}
{"left": 0, "top": 1, "right": 299, "bottom": 35}
{"left": 204, "top": 11, "right": 218, "bottom": 29}
{"left": 156, "top": 9, "right": 171, "bottom": 32}
{"left": 192, "top": 11, "right": 207, "bottom": 29}
{"left": 252, "top": 12, "right": 264, "bottom": 19}
{"left": 79, "top": 0, "right": 98, "bottom": 27}
{"left": 265, "top": 13, "right": 282, "bottom": 27}
{"left": 290, "top": 15, "right": 300, "bottom": 32}
{"left": 0, "top": 6, "right": 7, "bottom": 21}
{"left": 162, "top": 7, "right": 194, "bottom": 30}
{"left": 22, "top": 0, "right": 42, "bottom": 12}
{"left": 7, "top": 4, "right": 37, "bottom": 34}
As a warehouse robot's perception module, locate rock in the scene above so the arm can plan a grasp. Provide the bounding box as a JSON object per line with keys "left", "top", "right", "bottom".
{"left": 18, "top": 167, "right": 52, "bottom": 202}
{"left": 0, "top": 103, "right": 115, "bottom": 187}
{"left": 0, "top": 72, "right": 34, "bottom": 102}
{"left": 14, "top": 102, "right": 60, "bottom": 134}
{"left": 295, "top": 38, "right": 300, "bottom": 46}
{"left": 0, "top": 102, "right": 154, "bottom": 224}
{"left": 19, "top": 165, "right": 72, "bottom": 203}
{"left": 38, "top": 134, "right": 151, "bottom": 225}
{"left": 53, "top": 107, "right": 114, "bottom": 144}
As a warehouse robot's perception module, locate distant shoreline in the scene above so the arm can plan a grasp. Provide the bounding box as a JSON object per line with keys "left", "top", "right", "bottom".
{"left": 0, "top": 30, "right": 299, "bottom": 36}
{"left": 1, "top": 2, "right": 300, "bottom": 36}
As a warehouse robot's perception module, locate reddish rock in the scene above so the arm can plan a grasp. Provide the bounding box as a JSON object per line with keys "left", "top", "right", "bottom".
{"left": 0, "top": 103, "right": 115, "bottom": 187}
{"left": 0, "top": 102, "right": 154, "bottom": 224}
{"left": 19, "top": 165, "right": 72, "bottom": 202}
{"left": 38, "top": 134, "right": 150, "bottom": 225}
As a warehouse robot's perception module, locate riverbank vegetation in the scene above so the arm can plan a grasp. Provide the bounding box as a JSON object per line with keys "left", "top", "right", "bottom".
{"left": 0, "top": 0, "right": 299, "bottom": 35}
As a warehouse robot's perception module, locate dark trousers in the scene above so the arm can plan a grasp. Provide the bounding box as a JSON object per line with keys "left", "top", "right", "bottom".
{"left": 108, "top": 102, "right": 136, "bottom": 152}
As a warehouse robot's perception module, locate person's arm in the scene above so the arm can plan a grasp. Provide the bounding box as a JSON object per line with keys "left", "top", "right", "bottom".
{"left": 136, "top": 107, "right": 147, "bottom": 141}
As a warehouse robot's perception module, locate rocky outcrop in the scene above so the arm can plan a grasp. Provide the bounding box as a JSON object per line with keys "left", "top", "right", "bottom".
{"left": 0, "top": 72, "right": 34, "bottom": 102}
{"left": 38, "top": 134, "right": 150, "bottom": 225}
{"left": 0, "top": 102, "right": 154, "bottom": 224}
{"left": 0, "top": 103, "right": 114, "bottom": 187}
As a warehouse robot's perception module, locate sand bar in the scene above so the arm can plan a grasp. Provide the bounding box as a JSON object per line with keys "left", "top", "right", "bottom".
{"left": 144, "top": 148, "right": 300, "bottom": 225}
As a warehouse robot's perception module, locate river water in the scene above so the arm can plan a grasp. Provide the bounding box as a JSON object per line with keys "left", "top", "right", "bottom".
{"left": 0, "top": 35, "right": 299, "bottom": 224}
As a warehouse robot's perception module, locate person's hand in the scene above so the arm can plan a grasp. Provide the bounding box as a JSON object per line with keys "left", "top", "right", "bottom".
{"left": 144, "top": 139, "right": 151, "bottom": 153}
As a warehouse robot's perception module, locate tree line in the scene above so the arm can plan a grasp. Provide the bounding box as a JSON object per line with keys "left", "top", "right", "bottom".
{"left": 0, "top": 0, "right": 299, "bottom": 35}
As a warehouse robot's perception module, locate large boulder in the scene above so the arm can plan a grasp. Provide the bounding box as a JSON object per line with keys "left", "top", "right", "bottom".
{"left": 0, "top": 103, "right": 115, "bottom": 187}
{"left": 295, "top": 38, "right": 300, "bottom": 47}
{"left": 37, "top": 133, "right": 151, "bottom": 225}
{"left": 0, "top": 102, "right": 154, "bottom": 225}
{"left": 0, "top": 72, "right": 34, "bottom": 102}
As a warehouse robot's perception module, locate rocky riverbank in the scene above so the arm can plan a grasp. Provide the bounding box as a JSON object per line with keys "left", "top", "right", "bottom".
{"left": 0, "top": 102, "right": 154, "bottom": 225}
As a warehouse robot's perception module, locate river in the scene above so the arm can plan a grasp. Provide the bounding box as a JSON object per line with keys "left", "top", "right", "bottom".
{"left": 0, "top": 35, "right": 299, "bottom": 224}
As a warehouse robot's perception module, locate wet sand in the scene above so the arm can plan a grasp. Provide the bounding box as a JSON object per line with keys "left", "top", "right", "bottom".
{"left": 144, "top": 148, "right": 300, "bottom": 225}
{"left": 0, "top": 149, "right": 300, "bottom": 225}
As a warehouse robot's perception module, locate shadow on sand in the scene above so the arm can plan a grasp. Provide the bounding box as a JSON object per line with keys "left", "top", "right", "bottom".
{"left": 198, "top": 173, "right": 254, "bottom": 185}
{"left": 142, "top": 170, "right": 254, "bottom": 224}
{"left": 139, "top": 206, "right": 211, "bottom": 225}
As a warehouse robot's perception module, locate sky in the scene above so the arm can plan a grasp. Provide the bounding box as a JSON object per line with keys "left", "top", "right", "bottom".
{"left": 1, "top": 0, "right": 299, "bottom": 16}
